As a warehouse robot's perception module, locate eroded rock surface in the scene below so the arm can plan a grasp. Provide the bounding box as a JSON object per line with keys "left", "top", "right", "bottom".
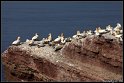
{"left": 1, "top": 35, "right": 123, "bottom": 82}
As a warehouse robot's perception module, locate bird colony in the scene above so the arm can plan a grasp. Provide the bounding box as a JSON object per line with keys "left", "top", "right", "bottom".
{"left": 12, "top": 23, "right": 123, "bottom": 51}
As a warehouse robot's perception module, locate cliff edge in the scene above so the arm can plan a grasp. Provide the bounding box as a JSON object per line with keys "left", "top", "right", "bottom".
{"left": 1, "top": 35, "right": 123, "bottom": 82}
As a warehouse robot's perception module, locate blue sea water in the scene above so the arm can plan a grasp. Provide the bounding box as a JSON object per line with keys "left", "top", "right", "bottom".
{"left": 1, "top": 1, "right": 123, "bottom": 81}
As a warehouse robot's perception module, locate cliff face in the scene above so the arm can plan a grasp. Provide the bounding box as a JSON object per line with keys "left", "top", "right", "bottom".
{"left": 1, "top": 35, "right": 123, "bottom": 82}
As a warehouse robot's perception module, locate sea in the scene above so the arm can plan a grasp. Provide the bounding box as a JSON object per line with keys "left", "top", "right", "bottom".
{"left": 1, "top": 1, "right": 123, "bottom": 81}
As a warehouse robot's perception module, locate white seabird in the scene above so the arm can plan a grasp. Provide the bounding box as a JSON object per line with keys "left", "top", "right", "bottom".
{"left": 32, "top": 33, "right": 39, "bottom": 40}
{"left": 80, "top": 31, "right": 87, "bottom": 38}
{"left": 110, "top": 29, "right": 115, "bottom": 35}
{"left": 28, "top": 39, "right": 34, "bottom": 46}
{"left": 106, "top": 25, "right": 113, "bottom": 31}
{"left": 94, "top": 28, "right": 100, "bottom": 36}
{"left": 60, "top": 33, "right": 64, "bottom": 37}
{"left": 26, "top": 39, "right": 30, "bottom": 43}
{"left": 37, "top": 42, "right": 45, "bottom": 48}
{"left": 120, "top": 30, "right": 123, "bottom": 34}
{"left": 98, "top": 27, "right": 107, "bottom": 33}
{"left": 76, "top": 31, "right": 81, "bottom": 36}
{"left": 86, "top": 30, "right": 93, "bottom": 35}
{"left": 47, "top": 33, "right": 52, "bottom": 42}
{"left": 12, "top": 37, "right": 21, "bottom": 45}
{"left": 115, "top": 34, "right": 122, "bottom": 38}
{"left": 65, "top": 37, "right": 72, "bottom": 42}
{"left": 54, "top": 44, "right": 63, "bottom": 51}
{"left": 119, "top": 37, "right": 123, "bottom": 42}
{"left": 42, "top": 33, "right": 52, "bottom": 44}
{"left": 61, "top": 37, "right": 66, "bottom": 44}
{"left": 54, "top": 36, "right": 61, "bottom": 42}
{"left": 73, "top": 31, "right": 81, "bottom": 39}
{"left": 112, "top": 31, "right": 122, "bottom": 38}
{"left": 114, "top": 23, "right": 122, "bottom": 31}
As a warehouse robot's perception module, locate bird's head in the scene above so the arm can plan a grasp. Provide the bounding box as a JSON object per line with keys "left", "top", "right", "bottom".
{"left": 96, "top": 28, "right": 99, "bottom": 32}
{"left": 61, "top": 33, "right": 64, "bottom": 37}
{"left": 77, "top": 31, "right": 80, "bottom": 35}
{"left": 17, "top": 36, "right": 20, "bottom": 40}
{"left": 35, "top": 33, "right": 38, "bottom": 35}
{"left": 117, "top": 23, "right": 121, "bottom": 27}
{"left": 48, "top": 33, "right": 51, "bottom": 36}
{"left": 98, "top": 27, "right": 101, "bottom": 30}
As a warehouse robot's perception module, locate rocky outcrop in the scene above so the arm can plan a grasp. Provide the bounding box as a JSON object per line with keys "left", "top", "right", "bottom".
{"left": 1, "top": 35, "right": 123, "bottom": 82}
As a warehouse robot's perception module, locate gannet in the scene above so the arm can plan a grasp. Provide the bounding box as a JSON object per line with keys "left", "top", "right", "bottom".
{"left": 28, "top": 39, "right": 34, "bottom": 46}
{"left": 12, "top": 37, "right": 21, "bottom": 45}
{"left": 110, "top": 29, "right": 115, "bottom": 35}
{"left": 77, "top": 31, "right": 81, "bottom": 36}
{"left": 60, "top": 35, "right": 64, "bottom": 41}
{"left": 73, "top": 31, "right": 81, "bottom": 39}
{"left": 42, "top": 33, "right": 52, "bottom": 44}
{"left": 40, "top": 38, "right": 46, "bottom": 44}
{"left": 47, "top": 33, "right": 52, "bottom": 42}
{"left": 98, "top": 27, "right": 107, "bottom": 33}
{"left": 112, "top": 31, "right": 122, "bottom": 38}
{"left": 61, "top": 37, "right": 66, "bottom": 45}
{"left": 94, "top": 28, "right": 100, "bottom": 36}
{"left": 60, "top": 33, "right": 64, "bottom": 37}
{"left": 120, "top": 30, "right": 123, "bottom": 34}
{"left": 32, "top": 33, "right": 39, "bottom": 40}
{"left": 80, "top": 31, "right": 87, "bottom": 38}
{"left": 54, "top": 36, "right": 61, "bottom": 43}
{"left": 65, "top": 37, "right": 72, "bottom": 42}
{"left": 106, "top": 25, "right": 113, "bottom": 31}
{"left": 115, "top": 34, "right": 122, "bottom": 38}
{"left": 54, "top": 44, "right": 63, "bottom": 51}
{"left": 116, "top": 23, "right": 121, "bottom": 29}
{"left": 86, "top": 30, "right": 92, "bottom": 35}
{"left": 119, "top": 37, "right": 123, "bottom": 42}
{"left": 26, "top": 39, "right": 30, "bottom": 43}
{"left": 114, "top": 23, "right": 122, "bottom": 31}
{"left": 37, "top": 42, "right": 45, "bottom": 48}
{"left": 72, "top": 35, "right": 77, "bottom": 39}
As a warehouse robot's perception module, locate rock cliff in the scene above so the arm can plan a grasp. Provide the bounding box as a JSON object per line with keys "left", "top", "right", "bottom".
{"left": 1, "top": 35, "right": 123, "bottom": 82}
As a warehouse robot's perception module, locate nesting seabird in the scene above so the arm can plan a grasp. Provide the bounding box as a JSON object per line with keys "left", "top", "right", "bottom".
{"left": 73, "top": 31, "right": 81, "bottom": 39}
{"left": 114, "top": 23, "right": 122, "bottom": 32}
{"left": 54, "top": 44, "right": 63, "bottom": 51}
{"left": 28, "top": 39, "right": 34, "bottom": 46}
{"left": 115, "top": 34, "right": 122, "bottom": 38}
{"left": 60, "top": 37, "right": 66, "bottom": 45}
{"left": 54, "top": 36, "right": 61, "bottom": 43}
{"left": 76, "top": 31, "right": 81, "bottom": 36}
{"left": 98, "top": 27, "right": 107, "bottom": 34}
{"left": 12, "top": 36, "right": 21, "bottom": 45}
{"left": 65, "top": 37, "right": 72, "bottom": 42}
{"left": 106, "top": 25, "right": 113, "bottom": 31}
{"left": 119, "top": 37, "right": 123, "bottom": 42}
{"left": 54, "top": 33, "right": 65, "bottom": 44}
{"left": 86, "top": 30, "right": 93, "bottom": 35}
{"left": 48, "top": 41, "right": 56, "bottom": 47}
{"left": 43, "top": 33, "right": 53, "bottom": 44}
{"left": 60, "top": 33, "right": 64, "bottom": 37}
{"left": 41, "top": 38, "right": 47, "bottom": 44}
{"left": 37, "top": 42, "right": 45, "bottom": 48}
{"left": 47, "top": 33, "right": 52, "bottom": 42}
{"left": 26, "top": 39, "right": 30, "bottom": 43}
{"left": 116, "top": 23, "right": 121, "bottom": 29}
{"left": 94, "top": 28, "right": 100, "bottom": 36}
{"left": 32, "top": 33, "right": 39, "bottom": 41}
{"left": 79, "top": 31, "right": 87, "bottom": 38}
{"left": 120, "top": 30, "right": 123, "bottom": 34}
